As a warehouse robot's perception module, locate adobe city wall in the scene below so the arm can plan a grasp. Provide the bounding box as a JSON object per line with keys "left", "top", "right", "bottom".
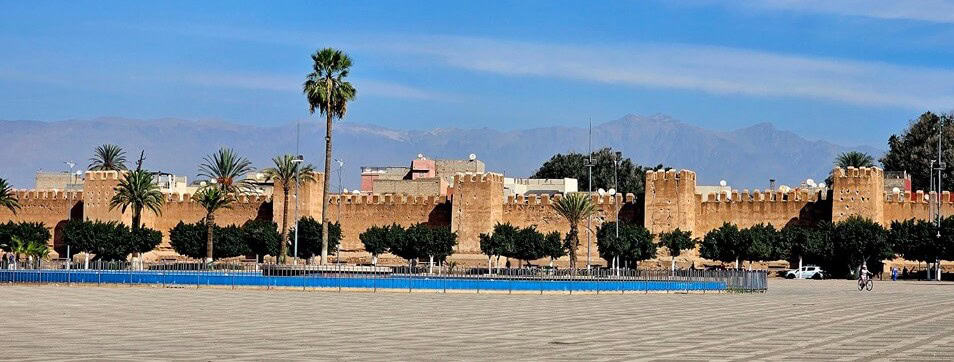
{"left": 2, "top": 166, "right": 946, "bottom": 266}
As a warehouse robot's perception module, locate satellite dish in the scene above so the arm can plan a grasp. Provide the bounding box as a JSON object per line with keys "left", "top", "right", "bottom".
{"left": 200, "top": 181, "right": 207, "bottom": 186}
{"left": 719, "top": 180, "right": 727, "bottom": 187}
{"left": 342, "top": 188, "right": 349, "bottom": 193}
{"left": 417, "top": 153, "right": 424, "bottom": 159}
{"left": 469, "top": 153, "right": 477, "bottom": 161}
{"left": 819, "top": 182, "right": 826, "bottom": 188}
{"left": 779, "top": 185, "right": 791, "bottom": 192}
{"left": 925, "top": 194, "right": 930, "bottom": 201}
{"left": 597, "top": 188, "right": 606, "bottom": 196}
{"left": 806, "top": 178, "right": 815, "bottom": 185}
{"left": 607, "top": 188, "right": 617, "bottom": 196}
{"left": 352, "top": 190, "right": 360, "bottom": 195}
{"left": 75, "top": 170, "right": 83, "bottom": 176}
{"left": 892, "top": 187, "right": 901, "bottom": 194}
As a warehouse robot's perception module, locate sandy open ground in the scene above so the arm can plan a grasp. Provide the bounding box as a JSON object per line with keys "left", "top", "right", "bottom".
{"left": 3, "top": 279, "right": 953, "bottom": 361}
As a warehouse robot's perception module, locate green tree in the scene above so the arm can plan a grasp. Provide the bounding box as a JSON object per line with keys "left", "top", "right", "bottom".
{"left": 596, "top": 223, "right": 628, "bottom": 268}
{"left": 542, "top": 231, "right": 565, "bottom": 267}
{"left": 0, "top": 178, "right": 20, "bottom": 214}
{"left": 169, "top": 221, "right": 207, "bottom": 260}
{"left": 304, "top": 47, "right": 357, "bottom": 265}
{"left": 835, "top": 151, "right": 876, "bottom": 168}
{"left": 243, "top": 219, "right": 281, "bottom": 261}
{"left": 110, "top": 169, "right": 163, "bottom": 231}
{"left": 192, "top": 187, "right": 233, "bottom": 262}
{"left": 551, "top": 193, "right": 597, "bottom": 270}
{"left": 659, "top": 228, "right": 697, "bottom": 271}
{"left": 479, "top": 223, "right": 517, "bottom": 271}
{"left": 88, "top": 144, "right": 128, "bottom": 171}
{"left": 109, "top": 167, "right": 163, "bottom": 268}
{"left": 264, "top": 154, "right": 316, "bottom": 263}
{"left": 385, "top": 224, "right": 416, "bottom": 266}
{"left": 8, "top": 236, "right": 48, "bottom": 266}
{"left": 881, "top": 111, "right": 954, "bottom": 191}
{"left": 419, "top": 225, "right": 457, "bottom": 272}
{"left": 288, "top": 217, "right": 342, "bottom": 261}
{"left": 129, "top": 227, "right": 162, "bottom": 258}
{"left": 169, "top": 221, "right": 249, "bottom": 261}
{"left": 199, "top": 148, "right": 254, "bottom": 193}
{"left": 742, "top": 223, "right": 778, "bottom": 269}
{"left": 511, "top": 226, "right": 546, "bottom": 267}
{"left": 625, "top": 226, "right": 658, "bottom": 269}
{"left": 11, "top": 222, "right": 51, "bottom": 252}
{"left": 359, "top": 225, "right": 391, "bottom": 265}
{"left": 531, "top": 147, "right": 662, "bottom": 195}
{"left": 597, "top": 222, "right": 657, "bottom": 269}
{"left": 778, "top": 225, "right": 824, "bottom": 277}
{"left": 214, "top": 225, "right": 250, "bottom": 259}
{"left": 700, "top": 223, "right": 745, "bottom": 269}
{"left": 832, "top": 216, "right": 892, "bottom": 278}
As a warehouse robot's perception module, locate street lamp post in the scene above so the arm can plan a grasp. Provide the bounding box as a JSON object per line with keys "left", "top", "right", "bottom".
{"left": 292, "top": 155, "right": 303, "bottom": 265}
{"left": 933, "top": 122, "right": 945, "bottom": 281}
{"left": 585, "top": 120, "right": 594, "bottom": 271}
{"left": 334, "top": 158, "right": 344, "bottom": 264}
{"left": 614, "top": 151, "right": 621, "bottom": 275}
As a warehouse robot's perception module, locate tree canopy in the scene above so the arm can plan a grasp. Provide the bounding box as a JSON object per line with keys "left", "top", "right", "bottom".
{"left": 881, "top": 111, "right": 954, "bottom": 191}
{"left": 531, "top": 147, "right": 663, "bottom": 195}
{"left": 288, "top": 217, "right": 342, "bottom": 259}
{"left": 596, "top": 222, "right": 657, "bottom": 267}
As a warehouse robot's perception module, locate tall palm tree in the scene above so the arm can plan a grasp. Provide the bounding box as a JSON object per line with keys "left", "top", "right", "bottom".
{"left": 551, "top": 193, "right": 597, "bottom": 270}
{"left": 263, "top": 154, "right": 315, "bottom": 263}
{"left": 0, "top": 177, "right": 20, "bottom": 214}
{"left": 198, "top": 148, "right": 254, "bottom": 193}
{"left": 88, "top": 144, "right": 128, "bottom": 171}
{"left": 193, "top": 187, "right": 233, "bottom": 263}
{"left": 304, "top": 47, "right": 357, "bottom": 265}
{"left": 109, "top": 169, "right": 163, "bottom": 231}
{"left": 835, "top": 151, "right": 876, "bottom": 168}
{"left": 110, "top": 167, "right": 163, "bottom": 268}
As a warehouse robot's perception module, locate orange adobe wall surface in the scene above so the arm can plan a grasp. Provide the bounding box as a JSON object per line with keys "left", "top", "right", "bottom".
{"left": 2, "top": 166, "right": 951, "bottom": 266}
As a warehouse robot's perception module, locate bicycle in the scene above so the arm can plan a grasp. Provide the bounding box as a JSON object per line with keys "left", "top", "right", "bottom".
{"left": 857, "top": 276, "right": 873, "bottom": 291}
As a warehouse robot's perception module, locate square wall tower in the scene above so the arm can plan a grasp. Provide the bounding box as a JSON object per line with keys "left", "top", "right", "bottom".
{"left": 832, "top": 167, "right": 884, "bottom": 224}
{"left": 644, "top": 169, "right": 697, "bottom": 236}
{"left": 451, "top": 172, "right": 504, "bottom": 253}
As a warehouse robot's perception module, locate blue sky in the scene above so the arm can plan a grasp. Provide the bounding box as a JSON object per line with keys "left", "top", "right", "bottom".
{"left": 2, "top": 0, "right": 954, "bottom": 148}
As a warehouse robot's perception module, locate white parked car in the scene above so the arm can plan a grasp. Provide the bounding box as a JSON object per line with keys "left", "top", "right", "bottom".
{"left": 786, "top": 265, "right": 825, "bottom": 279}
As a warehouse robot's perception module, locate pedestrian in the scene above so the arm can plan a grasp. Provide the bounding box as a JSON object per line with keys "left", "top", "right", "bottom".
{"left": 892, "top": 267, "right": 898, "bottom": 281}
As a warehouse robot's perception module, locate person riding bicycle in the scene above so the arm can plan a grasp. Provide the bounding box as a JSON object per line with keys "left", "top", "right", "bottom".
{"left": 860, "top": 264, "right": 871, "bottom": 282}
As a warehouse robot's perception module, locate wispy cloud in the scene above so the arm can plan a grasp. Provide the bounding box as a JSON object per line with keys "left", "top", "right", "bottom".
{"left": 368, "top": 35, "right": 954, "bottom": 110}
{"left": 742, "top": 0, "right": 954, "bottom": 24}
{"left": 176, "top": 71, "right": 453, "bottom": 101}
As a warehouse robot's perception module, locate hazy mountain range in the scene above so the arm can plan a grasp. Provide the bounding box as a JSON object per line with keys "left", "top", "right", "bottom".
{"left": 0, "top": 114, "right": 882, "bottom": 190}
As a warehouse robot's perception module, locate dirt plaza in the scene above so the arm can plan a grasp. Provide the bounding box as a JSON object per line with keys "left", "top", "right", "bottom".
{"left": 4, "top": 279, "right": 954, "bottom": 360}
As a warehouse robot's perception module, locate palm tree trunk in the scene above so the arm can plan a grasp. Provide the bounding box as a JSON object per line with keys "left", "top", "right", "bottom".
{"left": 280, "top": 189, "right": 290, "bottom": 264}
{"left": 206, "top": 212, "right": 215, "bottom": 263}
{"left": 132, "top": 207, "right": 142, "bottom": 270}
{"left": 568, "top": 225, "right": 578, "bottom": 270}
{"left": 320, "top": 80, "right": 333, "bottom": 265}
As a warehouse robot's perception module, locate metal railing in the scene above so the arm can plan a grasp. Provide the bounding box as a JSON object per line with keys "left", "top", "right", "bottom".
{"left": 0, "top": 260, "right": 767, "bottom": 293}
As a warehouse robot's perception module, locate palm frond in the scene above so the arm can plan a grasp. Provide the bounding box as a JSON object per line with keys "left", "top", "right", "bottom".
{"left": 303, "top": 48, "right": 357, "bottom": 118}
{"left": 0, "top": 177, "right": 20, "bottom": 214}
{"left": 88, "top": 144, "right": 128, "bottom": 171}
{"left": 198, "top": 147, "right": 254, "bottom": 194}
